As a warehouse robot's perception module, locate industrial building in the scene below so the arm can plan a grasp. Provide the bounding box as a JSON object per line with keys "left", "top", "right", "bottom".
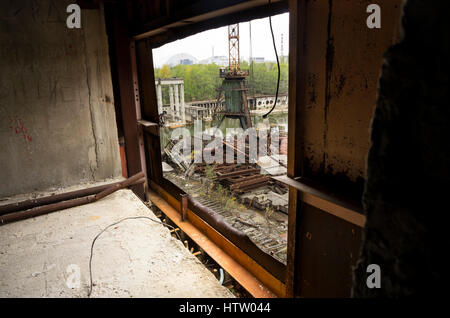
{"left": 0, "top": 0, "right": 447, "bottom": 300}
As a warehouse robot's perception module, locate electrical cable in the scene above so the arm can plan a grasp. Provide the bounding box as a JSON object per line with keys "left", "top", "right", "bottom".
{"left": 262, "top": 0, "right": 281, "bottom": 119}
{"left": 87, "top": 215, "right": 181, "bottom": 297}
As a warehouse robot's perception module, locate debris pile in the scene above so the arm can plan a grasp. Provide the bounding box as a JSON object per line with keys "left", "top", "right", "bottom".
{"left": 161, "top": 134, "right": 289, "bottom": 264}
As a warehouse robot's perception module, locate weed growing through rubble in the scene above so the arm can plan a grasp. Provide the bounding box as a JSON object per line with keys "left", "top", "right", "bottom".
{"left": 215, "top": 184, "right": 237, "bottom": 215}
{"left": 204, "top": 164, "right": 215, "bottom": 197}
{"left": 201, "top": 165, "right": 247, "bottom": 215}
{"left": 204, "top": 164, "right": 215, "bottom": 180}
{"left": 265, "top": 206, "right": 276, "bottom": 231}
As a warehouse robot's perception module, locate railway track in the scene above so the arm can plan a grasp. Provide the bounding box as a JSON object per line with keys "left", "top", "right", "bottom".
{"left": 164, "top": 171, "right": 287, "bottom": 264}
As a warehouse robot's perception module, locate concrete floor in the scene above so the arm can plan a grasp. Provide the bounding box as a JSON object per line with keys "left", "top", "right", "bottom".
{"left": 0, "top": 189, "right": 233, "bottom": 298}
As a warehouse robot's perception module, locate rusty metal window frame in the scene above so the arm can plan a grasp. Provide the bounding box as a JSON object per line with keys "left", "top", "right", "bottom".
{"left": 128, "top": 1, "right": 291, "bottom": 297}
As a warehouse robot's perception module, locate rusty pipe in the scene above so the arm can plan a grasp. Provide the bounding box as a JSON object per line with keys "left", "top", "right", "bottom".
{"left": 0, "top": 173, "right": 145, "bottom": 226}
{"left": 0, "top": 176, "right": 145, "bottom": 216}
{"left": 94, "top": 171, "right": 145, "bottom": 201}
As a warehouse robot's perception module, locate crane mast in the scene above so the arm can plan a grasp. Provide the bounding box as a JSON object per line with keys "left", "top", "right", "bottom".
{"left": 216, "top": 23, "right": 252, "bottom": 130}
{"left": 228, "top": 24, "right": 240, "bottom": 71}
{"left": 219, "top": 24, "right": 249, "bottom": 79}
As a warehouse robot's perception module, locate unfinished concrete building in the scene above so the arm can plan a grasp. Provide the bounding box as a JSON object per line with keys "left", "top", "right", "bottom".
{"left": 0, "top": 0, "right": 448, "bottom": 299}
{"left": 155, "top": 77, "right": 186, "bottom": 123}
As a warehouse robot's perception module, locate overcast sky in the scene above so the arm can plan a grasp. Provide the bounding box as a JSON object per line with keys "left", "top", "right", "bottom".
{"left": 152, "top": 13, "right": 289, "bottom": 68}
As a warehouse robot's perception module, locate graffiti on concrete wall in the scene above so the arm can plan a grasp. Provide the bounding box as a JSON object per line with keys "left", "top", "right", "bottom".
{"left": 8, "top": 116, "right": 32, "bottom": 142}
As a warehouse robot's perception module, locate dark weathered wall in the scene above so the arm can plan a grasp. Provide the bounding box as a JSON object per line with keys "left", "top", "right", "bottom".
{"left": 353, "top": 0, "right": 449, "bottom": 296}
{"left": 294, "top": 202, "right": 362, "bottom": 297}
{"left": 298, "top": 0, "right": 402, "bottom": 194}
{"left": 287, "top": 0, "right": 404, "bottom": 297}
{"left": 0, "top": 0, "right": 121, "bottom": 197}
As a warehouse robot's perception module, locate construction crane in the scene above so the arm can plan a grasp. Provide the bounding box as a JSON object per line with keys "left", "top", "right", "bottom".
{"left": 214, "top": 24, "right": 252, "bottom": 130}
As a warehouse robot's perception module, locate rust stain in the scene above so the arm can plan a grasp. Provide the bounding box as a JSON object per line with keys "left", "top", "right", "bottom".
{"left": 334, "top": 74, "right": 346, "bottom": 98}
{"left": 323, "top": 0, "right": 334, "bottom": 170}
{"left": 307, "top": 73, "right": 317, "bottom": 106}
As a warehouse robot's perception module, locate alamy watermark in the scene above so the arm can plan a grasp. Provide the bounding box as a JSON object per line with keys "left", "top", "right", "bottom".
{"left": 169, "top": 120, "right": 281, "bottom": 167}
{"left": 66, "top": 4, "right": 81, "bottom": 29}
{"left": 366, "top": 264, "right": 381, "bottom": 289}
{"left": 367, "top": 4, "right": 381, "bottom": 29}
{"left": 66, "top": 264, "right": 81, "bottom": 289}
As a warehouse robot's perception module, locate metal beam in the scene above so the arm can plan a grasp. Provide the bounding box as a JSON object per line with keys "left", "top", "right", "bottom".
{"left": 104, "top": 1, "right": 144, "bottom": 199}
{"left": 147, "top": 186, "right": 285, "bottom": 297}
{"left": 274, "top": 175, "right": 365, "bottom": 227}
{"left": 285, "top": 0, "right": 306, "bottom": 297}
{"left": 155, "top": 78, "right": 184, "bottom": 85}
{"left": 138, "top": 1, "right": 289, "bottom": 48}
{"left": 134, "top": 0, "right": 286, "bottom": 40}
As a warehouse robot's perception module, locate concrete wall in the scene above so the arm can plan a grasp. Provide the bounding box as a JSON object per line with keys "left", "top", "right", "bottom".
{"left": 298, "top": 0, "right": 402, "bottom": 190}
{"left": 0, "top": 0, "right": 121, "bottom": 197}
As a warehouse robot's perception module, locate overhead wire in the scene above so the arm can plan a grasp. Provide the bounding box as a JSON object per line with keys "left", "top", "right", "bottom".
{"left": 262, "top": 0, "right": 281, "bottom": 119}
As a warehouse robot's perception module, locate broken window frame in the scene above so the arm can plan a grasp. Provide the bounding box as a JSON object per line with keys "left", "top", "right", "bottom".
{"left": 128, "top": 2, "right": 290, "bottom": 296}
{"left": 108, "top": 0, "right": 368, "bottom": 298}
